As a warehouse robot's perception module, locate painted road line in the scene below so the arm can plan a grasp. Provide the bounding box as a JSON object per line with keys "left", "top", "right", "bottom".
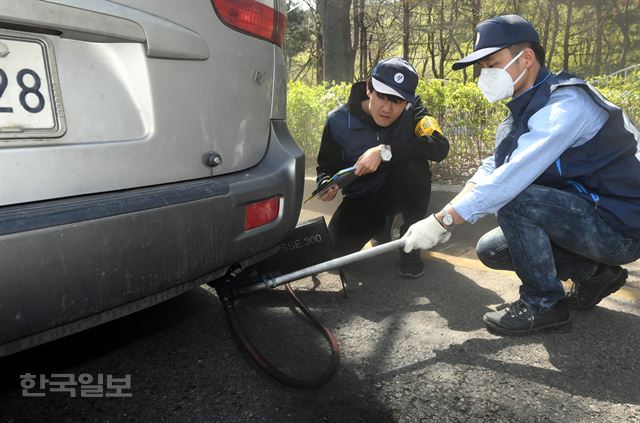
{"left": 421, "top": 250, "right": 640, "bottom": 304}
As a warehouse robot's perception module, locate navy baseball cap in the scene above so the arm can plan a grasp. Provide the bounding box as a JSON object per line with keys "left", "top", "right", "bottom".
{"left": 371, "top": 57, "right": 418, "bottom": 103}
{"left": 452, "top": 15, "right": 539, "bottom": 70}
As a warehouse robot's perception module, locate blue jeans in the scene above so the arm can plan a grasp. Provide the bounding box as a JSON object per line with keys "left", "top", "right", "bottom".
{"left": 476, "top": 185, "right": 640, "bottom": 311}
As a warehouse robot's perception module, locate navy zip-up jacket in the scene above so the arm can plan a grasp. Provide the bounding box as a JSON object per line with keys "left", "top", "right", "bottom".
{"left": 316, "top": 82, "right": 449, "bottom": 198}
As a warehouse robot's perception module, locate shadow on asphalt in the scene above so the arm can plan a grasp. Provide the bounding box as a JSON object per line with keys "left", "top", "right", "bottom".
{"left": 377, "top": 306, "right": 640, "bottom": 406}
{"left": 0, "top": 283, "right": 394, "bottom": 422}
{"left": 344, "top": 256, "right": 640, "bottom": 406}
{"left": 233, "top": 251, "right": 640, "bottom": 405}
{"left": 1, "top": 248, "right": 639, "bottom": 421}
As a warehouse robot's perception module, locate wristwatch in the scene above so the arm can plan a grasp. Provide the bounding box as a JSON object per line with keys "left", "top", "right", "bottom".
{"left": 440, "top": 208, "right": 455, "bottom": 230}
{"left": 379, "top": 144, "right": 392, "bottom": 162}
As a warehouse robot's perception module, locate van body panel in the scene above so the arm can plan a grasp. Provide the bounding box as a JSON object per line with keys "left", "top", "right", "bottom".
{"left": 0, "top": 0, "right": 304, "bottom": 357}
{"left": 0, "top": 121, "right": 304, "bottom": 355}
{"left": 1, "top": 0, "right": 278, "bottom": 205}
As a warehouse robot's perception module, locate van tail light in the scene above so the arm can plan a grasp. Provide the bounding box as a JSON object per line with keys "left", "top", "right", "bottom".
{"left": 211, "top": 0, "right": 286, "bottom": 47}
{"left": 244, "top": 196, "right": 280, "bottom": 231}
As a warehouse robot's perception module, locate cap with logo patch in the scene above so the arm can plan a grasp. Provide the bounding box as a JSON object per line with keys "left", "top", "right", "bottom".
{"left": 370, "top": 57, "right": 418, "bottom": 103}
{"left": 452, "top": 14, "right": 539, "bottom": 70}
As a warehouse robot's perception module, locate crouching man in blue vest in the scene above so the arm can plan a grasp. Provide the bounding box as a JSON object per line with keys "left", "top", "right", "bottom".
{"left": 316, "top": 58, "right": 449, "bottom": 278}
{"left": 402, "top": 15, "right": 640, "bottom": 335}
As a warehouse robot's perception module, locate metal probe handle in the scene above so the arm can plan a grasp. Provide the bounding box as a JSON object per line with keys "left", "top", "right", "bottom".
{"left": 236, "top": 238, "right": 406, "bottom": 296}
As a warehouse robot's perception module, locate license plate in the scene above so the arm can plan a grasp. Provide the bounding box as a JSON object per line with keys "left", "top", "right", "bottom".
{"left": 0, "top": 30, "right": 65, "bottom": 139}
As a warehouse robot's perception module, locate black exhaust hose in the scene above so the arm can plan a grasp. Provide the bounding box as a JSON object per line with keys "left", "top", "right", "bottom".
{"left": 218, "top": 283, "right": 340, "bottom": 389}
{"left": 216, "top": 239, "right": 406, "bottom": 387}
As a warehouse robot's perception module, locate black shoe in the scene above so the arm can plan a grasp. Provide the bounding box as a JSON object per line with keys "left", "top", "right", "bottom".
{"left": 567, "top": 265, "right": 628, "bottom": 310}
{"left": 371, "top": 216, "right": 393, "bottom": 247}
{"left": 398, "top": 250, "right": 425, "bottom": 278}
{"left": 483, "top": 299, "right": 571, "bottom": 336}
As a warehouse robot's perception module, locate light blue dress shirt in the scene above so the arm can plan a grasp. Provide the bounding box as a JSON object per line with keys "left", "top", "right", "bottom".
{"left": 452, "top": 85, "right": 609, "bottom": 223}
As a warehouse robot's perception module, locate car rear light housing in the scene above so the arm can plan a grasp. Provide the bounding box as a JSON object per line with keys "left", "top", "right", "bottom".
{"left": 211, "top": 0, "right": 286, "bottom": 47}
{"left": 244, "top": 196, "right": 280, "bottom": 231}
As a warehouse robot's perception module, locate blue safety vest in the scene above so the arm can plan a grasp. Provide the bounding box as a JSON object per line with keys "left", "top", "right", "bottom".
{"left": 495, "top": 70, "right": 640, "bottom": 238}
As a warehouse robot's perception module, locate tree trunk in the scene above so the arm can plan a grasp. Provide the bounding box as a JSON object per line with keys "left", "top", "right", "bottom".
{"left": 402, "top": 0, "right": 410, "bottom": 60}
{"left": 437, "top": 0, "right": 446, "bottom": 78}
{"left": 511, "top": 0, "right": 520, "bottom": 15}
{"left": 352, "top": 0, "right": 361, "bottom": 78}
{"left": 355, "top": 0, "right": 366, "bottom": 79}
{"left": 317, "top": 0, "right": 354, "bottom": 83}
{"left": 360, "top": 24, "right": 368, "bottom": 79}
{"left": 613, "top": 0, "right": 631, "bottom": 70}
{"left": 542, "top": 0, "right": 551, "bottom": 55}
{"left": 594, "top": 1, "right": 603, "bottom": 75}
{"left": 562, "top": 0, "right": 573, "bottom": 71}
{"left": 547, "top": 0, "right": 559, "bottom": 68}
{"left": 425, "top": 4, "right": 437, "bottom": 77}
{"left": 315, "top": 16, "right": 323, "bottom": 84}
{"left": 471, "top": 0, "right": 482, "bottom": 78}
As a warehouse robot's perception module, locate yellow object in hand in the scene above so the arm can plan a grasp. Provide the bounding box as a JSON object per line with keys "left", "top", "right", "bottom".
{"left": 415, "top": 115, "right": 443, "bottom": 136}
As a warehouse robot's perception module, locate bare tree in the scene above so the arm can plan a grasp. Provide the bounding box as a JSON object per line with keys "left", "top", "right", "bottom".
{"left": 471, "top": 0, "right": 481, "bottom": 78}
{"left": 541, "top": 0, "right": 552, "bottom": 56}
{"left": 594, "top": 0, "right": 603, "bottom": 75}
{"left": 363, "top": 0, "right": 403, "bottom": 70}
{"left": 612, "top": 0, "right": 634, "bottom": 70}
{"left": 316, "top": 16, "right": 323, "bottom": 83}
{"left": 354, "top": 0, "right": 366, "bottom": 79}
{"left": 285, "top": 0, "right": 639, "bottom": 83}
{"left": 547, "top": 0, "right": 560, "bottom": 68}
{"left": 424, "top": 0, "right": 462, "bottom": 78}
{"left": 562, "top": 0, "right": 573, "bottom": 70}
{"left": 402, "top": 0, "right": 411, "bottom": 59}
{"left": 317, "top": 0, "right": 354, "bottom": 82}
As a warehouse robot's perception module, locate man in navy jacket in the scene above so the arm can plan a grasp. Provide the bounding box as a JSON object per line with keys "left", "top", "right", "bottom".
{"left": 316, "top": 58, "right": 449, "bottom": 278}
{"left": 402, "top": 15, "right": 640, "bottom": 335}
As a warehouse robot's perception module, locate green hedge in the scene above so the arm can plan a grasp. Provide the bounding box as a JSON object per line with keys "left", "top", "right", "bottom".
{"left": 287, "top": 73, "right": 640, "bottom": 184}
{"left": 596, "top": 72, "right": 640, "bottom": 125}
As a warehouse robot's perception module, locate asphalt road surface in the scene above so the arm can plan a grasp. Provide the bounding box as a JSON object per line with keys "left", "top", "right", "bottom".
{"left": 2, "top": 181, "right": 639, "bottom": 422}
{"left": 1, "top": 248, "right": 639, "bottom": 422}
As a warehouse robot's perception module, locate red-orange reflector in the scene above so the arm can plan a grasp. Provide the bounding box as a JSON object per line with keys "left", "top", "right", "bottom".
{"left": 244, "top": 196, "right": 280, "bottom": 231}
{"left": 211, "top": 0, "right": 286, "bottom": 47}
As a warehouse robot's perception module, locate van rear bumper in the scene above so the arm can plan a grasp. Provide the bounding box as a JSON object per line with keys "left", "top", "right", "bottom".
{"left": 0, "top": 120, "right": 304, "bottom": 357}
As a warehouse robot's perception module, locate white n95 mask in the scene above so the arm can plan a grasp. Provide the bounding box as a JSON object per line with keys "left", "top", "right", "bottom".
{"left": 477, "top": 50, "right": 526, "bottom": 102}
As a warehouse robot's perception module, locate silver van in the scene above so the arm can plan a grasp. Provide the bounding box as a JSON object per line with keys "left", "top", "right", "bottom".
{"left": 0, "top": 0, "right": 303, "bottom": 357}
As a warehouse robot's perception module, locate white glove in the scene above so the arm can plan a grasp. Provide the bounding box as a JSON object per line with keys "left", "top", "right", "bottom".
{"left": 402, "top": 215, "right": 451, "bottom": 253}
